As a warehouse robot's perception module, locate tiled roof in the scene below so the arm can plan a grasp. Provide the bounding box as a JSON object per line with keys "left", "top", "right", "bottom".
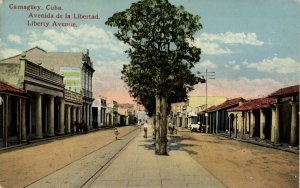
{"left": 228, "top": 97, "right": 276, "bottom": 112}
{"left": 198, "top": 97, "right": 245, "bottom": 115}
{"left": 198, "top": 105, "right": 217, "bottom": 115}
{"left": 0, "top": 81, "right": 25, "bottom": 94}
{"left": 215, "top": 97, "right": 245, "bottom": 110}
{"left": 268, "top": 85, "right": 299, "bottom": 97}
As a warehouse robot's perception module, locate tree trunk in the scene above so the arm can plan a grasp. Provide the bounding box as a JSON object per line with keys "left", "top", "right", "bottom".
{"left": 152, "top": 116, "right": 156, "bottom": 141}
{"left": 155, "top": 95, "right": 168, "bottom": 155}
{"left": 155, "top": 95, "right": 161, "bottom": 154}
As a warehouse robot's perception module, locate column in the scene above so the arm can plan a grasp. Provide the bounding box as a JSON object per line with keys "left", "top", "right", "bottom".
{"left": 66, "top": 105, "right": 71, "bottom": 133}
{"left": 83, "top": 103, "right": 87, "bottom": 124}
{"left": 228, "top": 115, "right": 231, "bottom": 137}
{"left": 100, "top": 108, "right": 104, "bottom": 126}
{"left": 271, "top": 106, "right": 276, "bottom": 143}
{"left": 103, "top": 108, "right": 106, "bottom": 126}
{"left": 59, "top": 98, "right": 65, "bottom": 134}
{"left": 48, "top": 96, "right": 55, "bottom": 136}
{"left": 87, "top": 103, "right": 90, "bottom": 128}
{"left": 234, "top": 114, "right": 237, "bottom": 138}
{"left": 216, "top": 111, "right": 219, "bottom": 133}
{"left": 21, "top": 98, "right": 26, "bottom": 142}
{"left": 90, "top": 104, "right": 93, "bottom": 128}
{"left": 250, "top": 110, "right": 255, "bottom": 138}
{"left": 209, "top": 114, "right": 212, "bottom": 133}
{"left": 35, "top": 94, "right": 43, "bottom": 138}
{"left": 77, "top": 107, "right": 81, "bottom": 123}
{"left": 260, "top": 109, "right": 266, "bottom": 141}
{"left": 98, "top": 108, "right": 101, "bottom": 127}
{"left": 273, "top": 104, "right": 280, "bottom": 144}
{"left": 73, "top": 106, "right": 76, "bottom": 132}
{"left": 205, "top": 114, "right": 208, "bottom": 133}
{"left": 290, "top": 102, "right": 298, "bottom": 147}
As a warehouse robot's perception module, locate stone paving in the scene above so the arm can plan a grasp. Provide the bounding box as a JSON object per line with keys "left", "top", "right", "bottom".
{"left": 27, "top": 127, "right": 225, "bottom": 188}
{"left": 84, "top": 130, "right": 225, "bottom": 188}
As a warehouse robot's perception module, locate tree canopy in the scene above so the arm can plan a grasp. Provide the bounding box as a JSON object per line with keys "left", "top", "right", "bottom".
{"left": 106, "top": 0, "right": 203, "bottom": 115}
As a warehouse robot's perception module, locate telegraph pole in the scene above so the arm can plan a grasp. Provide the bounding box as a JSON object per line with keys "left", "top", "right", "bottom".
{"left": 205, "top": 69, "right": 215, "bottom": 110}
{"left": 199, "top": 69, "right": 215, "bottom": 133}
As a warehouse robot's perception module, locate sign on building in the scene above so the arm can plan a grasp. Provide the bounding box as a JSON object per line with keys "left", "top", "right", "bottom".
{"left": 60, "top": 67, "right": 81, "bottom": 93}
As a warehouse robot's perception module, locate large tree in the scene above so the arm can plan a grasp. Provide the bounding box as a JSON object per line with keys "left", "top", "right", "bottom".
{"left": 106, "top": 0, "right": 203, "bottom": 155}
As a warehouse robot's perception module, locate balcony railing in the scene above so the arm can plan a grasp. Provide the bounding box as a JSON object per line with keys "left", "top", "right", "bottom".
{"left": 25, "top": 61, "right": 63, "bottom": 84}
{"left": 65, "top": 89, "right": 82, "bottom": 104}
{"left": 82, "top": 88, "right": 93, "bottom": 98}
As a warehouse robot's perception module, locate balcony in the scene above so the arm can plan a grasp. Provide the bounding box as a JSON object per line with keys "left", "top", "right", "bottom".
{"left": 65, "top": 89, "right": 82, "bottom": 104}
{"left": 25, "top": 61, "right": 63, "bottom": 84}
{"left": 82, "top": 88, "right": 93, "bottom": 98}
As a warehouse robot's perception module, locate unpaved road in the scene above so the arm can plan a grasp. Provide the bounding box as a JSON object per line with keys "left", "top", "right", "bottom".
{"left": 0, "top": 126, "right": 298, "bottom": 188}
{"left": 176, "top": 130, "right": 299, "bottom": 188}
{"left": 0, "top": 126, "right": 137, "bottom": 188}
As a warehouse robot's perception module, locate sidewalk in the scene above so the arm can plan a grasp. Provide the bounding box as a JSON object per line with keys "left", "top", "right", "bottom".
{"left": 85, "top": 129, "right": 225, "bottom": 188}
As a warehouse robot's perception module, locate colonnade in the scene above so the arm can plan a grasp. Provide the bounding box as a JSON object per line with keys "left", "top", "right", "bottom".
{"left": 229, "top": 101, "right": 298, "bottom": 147}
{"left": 34, "top": 93, "right": 65, "bottom": 138}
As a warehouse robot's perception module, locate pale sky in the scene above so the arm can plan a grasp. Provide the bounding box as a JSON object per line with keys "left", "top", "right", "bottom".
{"left": 0, "top": 0, "right": 299, "bottom": 104}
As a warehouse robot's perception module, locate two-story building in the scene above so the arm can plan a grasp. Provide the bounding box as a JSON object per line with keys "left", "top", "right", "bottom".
{"left": 5, "top": 47, "right": 94, "bottom": 129}
{"left": 0, "top": 54, "right": 65, "bottom": 143}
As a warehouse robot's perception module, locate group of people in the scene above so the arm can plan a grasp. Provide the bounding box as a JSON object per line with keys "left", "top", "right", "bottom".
{"left": 138, "top": 120, "right": 177, "bottom": 139}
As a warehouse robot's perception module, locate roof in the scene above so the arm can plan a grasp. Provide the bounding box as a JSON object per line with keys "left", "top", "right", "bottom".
{"left": 197, "top": 97, "right": 244, "bottom": 115}
{"left": 268, "top": 85, "right": 299, "bottom": 98}
{"left": 228, "top": 97, "right": 276, "bottom": 112}
{"left": 0, "top": 81, "right": 25, "bottom": 94}
{"left": 0, "top": 46, "right": 86, "bottom": 74}
{"left": 198, "top": 105, "right": 217, "bottom": 115}
{"left": 214, "top": 97, "right": 245, "bottom": 110}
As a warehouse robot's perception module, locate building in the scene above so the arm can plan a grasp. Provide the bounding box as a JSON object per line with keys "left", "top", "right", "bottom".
{"left": 228, "top": 85, "right": 299, "bottom": 148}
{"left": 92, "top": 97, "right": 107, "bottom": 127}
{"left": 0, "top": 54, "right": 65, "bottom": 142}
{"left": 172, "top": 96, "right": 228, "bottom": 128}
{"left": 2, "top": 47, "right": 95, "bottom": 129}
{"left": 0, "top": 81, "right": 28, "bottom": 147}
{"left": 118, "top": 103, "right": 136, "bottom": 126}
{"left": 198, "top": 97, "right": 245, "bottom": 133}
{"left": 65, "top": 89, "right": 82, "bottom": 133}
{"left": 106, "top": 100, "right": 119, "bottom": 126}
{"left": 268, "top": 85, "right": 299, "bottom": 147}
{"left": 228, "top": 97, "right": 276, "bottom": 139}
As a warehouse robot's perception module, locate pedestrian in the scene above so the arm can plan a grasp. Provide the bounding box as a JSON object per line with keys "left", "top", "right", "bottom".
{"left": 114, "top": 127, "right": 119, "bottom": 140}
{"left": 138, "top": 119, "right": 142, "bottom": 129}
{"left": 143, "top": 120, "right": 148, "bottom": 138}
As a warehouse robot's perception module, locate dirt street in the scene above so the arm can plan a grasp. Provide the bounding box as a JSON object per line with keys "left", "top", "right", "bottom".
{"left": 176, "top": 130, "right": 299, "bottom": 188}
{"left": 0, "top": 126, "right": 137, "bottom": 188}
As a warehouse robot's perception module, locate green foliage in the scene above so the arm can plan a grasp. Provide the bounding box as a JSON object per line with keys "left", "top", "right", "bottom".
{"left": 106, "top": 0, "right": 203, "bottom": 115}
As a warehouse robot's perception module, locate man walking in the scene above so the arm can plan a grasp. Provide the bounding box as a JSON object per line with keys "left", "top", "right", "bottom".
{"left": 143, "top": 120, "right": 148, "bottom": 138}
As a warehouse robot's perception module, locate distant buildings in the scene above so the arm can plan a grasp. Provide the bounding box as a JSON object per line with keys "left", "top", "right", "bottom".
{"left": 92, "top": 97, "right": 107, "bottom": 128}
{"left": 172, "top": 96, "right": 228, "bottom": 128}
{"left": 0, "top": 47, "right": 135, "bottom": 148}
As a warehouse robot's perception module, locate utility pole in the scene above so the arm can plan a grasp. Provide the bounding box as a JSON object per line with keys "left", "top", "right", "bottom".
{"left": 205, "top": 69, "right": 215, "bottom": 110}
{"left": 200, "top": 69, "right": 215, "bottom": 133}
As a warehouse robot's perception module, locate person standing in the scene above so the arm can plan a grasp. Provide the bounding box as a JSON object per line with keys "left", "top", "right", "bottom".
{"left": 143, "top": 120, "right": 148, "bottom": 138}
{"left": 114, "top": 127, "right": 119, "bottom": 140}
